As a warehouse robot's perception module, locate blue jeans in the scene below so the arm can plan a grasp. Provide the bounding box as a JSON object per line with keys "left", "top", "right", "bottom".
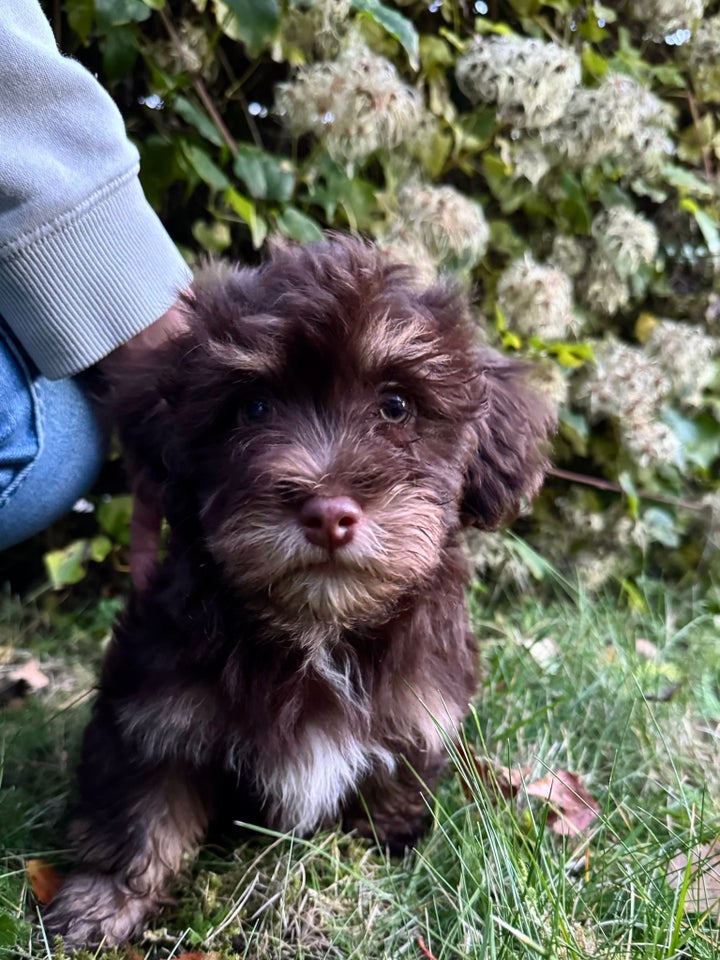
{"left": 0, "top": 320, "right": 106, "bottom": 550}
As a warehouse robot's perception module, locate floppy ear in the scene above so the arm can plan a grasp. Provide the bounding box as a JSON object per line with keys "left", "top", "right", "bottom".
{"left": 461, "top": 350, "right": 556, "bottom": 530}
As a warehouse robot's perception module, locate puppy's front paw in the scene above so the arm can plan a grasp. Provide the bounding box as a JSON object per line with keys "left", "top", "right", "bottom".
{"left": 42, "top": 872, "right": 154, "bottom": 949}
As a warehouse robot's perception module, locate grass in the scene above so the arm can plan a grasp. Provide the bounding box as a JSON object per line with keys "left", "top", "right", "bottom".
{"left": 2, "top": 578, "right": 720, "bottom": 959}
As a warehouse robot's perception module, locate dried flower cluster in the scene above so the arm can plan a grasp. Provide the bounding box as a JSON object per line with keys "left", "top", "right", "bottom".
{"left": 631, "top": 0, "right": 705, "bottom": 35}
{"left": 275, "top": 43, "right": 423, "bottom": 162}
{"left": 539, "top": 74, "right": 675, "bottom": 175}
{"left": 496, "top": 255, "right": 577, "bottom": 341}
{"left": 395, "top": 182, "right": 489, "bottom": 267}
{"left": 579, "top": 340, "right": 680, "bottom": 467}
{"left": 577, "top": 207, "right": 659, "bottom": 317}
{"left": 646, "top": 319, "right": 718, "bottom": 407}
{"left": 591, "top": 207, "right": 659, "bottom": 278}
{"left": 281, "top": 0, "right": 351, "bottom": 58}
{"left": 455, "top": 36, "right": 581, "bottom": 129}
{"left": 549, "top": 236, "right": 587, "bottom": 279}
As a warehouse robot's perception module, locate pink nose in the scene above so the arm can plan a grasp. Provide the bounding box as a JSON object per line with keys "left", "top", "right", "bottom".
{"left": 299, "top": 496, "right": 363, "bottom": 550}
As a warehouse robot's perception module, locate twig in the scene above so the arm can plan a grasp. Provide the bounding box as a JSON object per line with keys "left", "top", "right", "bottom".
{"left": 547, "top": 467, "right": 704, "bottom": 512}
{"left": 158, "top": 7, "right": 238, "bottom": 156}
{"left": 417, "top": 936, "right": 440, "bottom": 960}
{"left": 687, "top": 89, "right": 714, "bottom": 181}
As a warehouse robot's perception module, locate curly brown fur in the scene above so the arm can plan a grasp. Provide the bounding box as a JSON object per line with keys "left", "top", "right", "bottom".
{"left": 44, "top": 236, "right": 555, "bottom": 948}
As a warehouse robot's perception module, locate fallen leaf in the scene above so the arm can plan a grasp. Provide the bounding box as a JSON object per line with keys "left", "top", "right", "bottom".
{"left": 526, "top": 770, "right": 600, "bottom": 836}
{"left": 26, "top": 859, "right": 64, "bottom": 905}
{"left": 9, "top": 659, "right": 49, "bottom": 691}
{"left": 668, "top": 838, "right": 720, "bottom": 914}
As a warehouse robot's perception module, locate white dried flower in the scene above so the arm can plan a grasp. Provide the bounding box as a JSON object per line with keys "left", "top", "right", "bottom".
{"left": 540, "top": 74, "right": 674, "bottom": 175}
{"left": 456, "top": 35, "right": 581, "bottom": 129}
{"left": 526, "top": 362, "right": 569, "bottom": 408}
{"left": 621, "top": 418, "right": 681, "bottom": 468}
{"left": 509, "top": 140, "right": 551, "bottom": 185}
{"left": 688, "top": 15, "right": 720, "bottom": 102}
{"left": 275, "top": 43, "right": 423, "bottom": 162}
{"left": 581, "top": 340, "right": 671, "bottom": 421}
{"left": 581, "top": 259, "right": 631, "bottom": 317}
{"left": 396, "top": 183, "right": 489, "bottom": 266}
{"left": 646, "top": 319, "right": 719, "bottom": 406}
{"left": 377, "top": 230, "right": 440, "bottom": 288}
{"left": 631, "top": 0, "right": 704, "bottom": 36}
{"left": 497, "top": 255, "right": 578, "bottom": 341}
{"left": 591, "top": 207, "right": 659, "bottom": 278}
{"left": 281, "top": 0, "right": 352, "bottom": 58}
{"left": 549, "top": 235, "right": 587, "bottom": 278}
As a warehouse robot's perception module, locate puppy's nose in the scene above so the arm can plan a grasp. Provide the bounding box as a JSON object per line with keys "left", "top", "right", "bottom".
{"left": 299, "top": 496, "right": 363, "bottom": 550}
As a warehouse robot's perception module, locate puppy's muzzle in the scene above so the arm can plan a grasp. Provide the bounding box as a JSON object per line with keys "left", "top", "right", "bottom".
{"left": 298, "top": 495, "right": 363, "bottom": 551}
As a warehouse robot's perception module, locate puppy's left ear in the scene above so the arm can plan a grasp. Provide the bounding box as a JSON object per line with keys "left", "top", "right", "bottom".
{"left": 461, "top": 350, "right": 556, "bottom": 530}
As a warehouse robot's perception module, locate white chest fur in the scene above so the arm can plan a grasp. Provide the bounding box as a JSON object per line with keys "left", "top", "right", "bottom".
{"left": 254, "top": 724, "right": 396, "bottom": 834}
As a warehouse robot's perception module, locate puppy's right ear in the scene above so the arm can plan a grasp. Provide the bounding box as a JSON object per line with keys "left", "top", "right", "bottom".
{"left": 461, "top": 351, "right": 556, "bottom": 530}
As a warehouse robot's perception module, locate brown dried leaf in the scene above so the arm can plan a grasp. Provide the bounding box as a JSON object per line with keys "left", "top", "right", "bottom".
{"left": 26, "top": 859, "right": 64, "bottom": 905}
{"left": 526, "top": 770, "right": 600, "bottom": 836}
{"left": 668, "top": 839, "right": 720, "bottom": 914}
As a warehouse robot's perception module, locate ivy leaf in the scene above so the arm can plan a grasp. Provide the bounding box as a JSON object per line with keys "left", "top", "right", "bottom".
{"left": 44, "top": 541, "right": 91, "bottom": 589}
{"left": 350, "top": 0, "right": 419, "bottom": 69}
{"left": 97, "top": 495, "right": 134, "bottom": 545}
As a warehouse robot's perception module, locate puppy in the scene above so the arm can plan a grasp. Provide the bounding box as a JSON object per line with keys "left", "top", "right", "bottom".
{"left": 44, "top": 236, "right": 554, "bottom": 947}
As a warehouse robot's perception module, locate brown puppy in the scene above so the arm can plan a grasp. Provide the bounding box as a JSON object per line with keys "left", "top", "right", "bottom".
{"left": 44, "top": 236, "right": 554, "bottom": 947}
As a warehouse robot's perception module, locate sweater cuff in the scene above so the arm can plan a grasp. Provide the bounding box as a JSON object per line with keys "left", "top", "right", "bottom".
{"left": 0, "top": 169, "right": 193, "bottom": 380}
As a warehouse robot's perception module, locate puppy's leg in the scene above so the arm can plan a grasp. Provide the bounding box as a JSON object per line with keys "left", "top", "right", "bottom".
{"left": 343, "top": 749, "right": 446, "bottom": 855}
{"left": 43, "top": 707, "right": 210, "bottom": 949}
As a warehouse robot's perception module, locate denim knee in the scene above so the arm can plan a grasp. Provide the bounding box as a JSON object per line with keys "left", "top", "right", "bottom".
{"left": 0, "top": 321, "right": 106, "bottom": 550}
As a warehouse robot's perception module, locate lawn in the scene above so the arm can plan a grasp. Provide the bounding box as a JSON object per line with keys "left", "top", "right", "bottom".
{"left": 2, "top": 578, "right": 720, "bottom": 959}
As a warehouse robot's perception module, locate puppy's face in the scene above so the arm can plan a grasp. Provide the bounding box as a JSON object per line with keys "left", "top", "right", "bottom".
{"left": 147, "top": 239, "right": 553, "bottom": 628}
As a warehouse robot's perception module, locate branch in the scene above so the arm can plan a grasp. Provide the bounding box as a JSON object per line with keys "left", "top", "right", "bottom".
{"left": 548, "top": 467, "right": 704, "bottom": 512}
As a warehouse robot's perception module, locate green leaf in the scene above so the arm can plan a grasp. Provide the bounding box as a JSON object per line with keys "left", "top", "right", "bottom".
{"left": 350, "top": 0, "right": 419, "bottom": 69}
{"left": 90, "top": 535, "right": 114, "bottom": 563}
{"left": 141, "top": 0, "right": 165, "bottom": 8}
{"left": 224, "top": 187, "right": 268, "bottom": 248}
{"left": 663, "top": 407, "right": 720, "bottom": 470}
{"left": 276, "top": 207, "right": 324, "bottom": 243}
{"left": 97, "top": 495, "right": 133, "bottom": 545}
{"left": 182, "top": 144, "right": 230, "bottom": 191}
{"left": 214, "top": 0, "right": 279, "bottom": 56}
{"left": 174, "top": 96, "right": 225, "bottom": 148}
{"left": 662, "top": 164, "right": 715, "bottom": 199}
{"left": 66, "top": 0, "right": 95, "bottom": 42}
{"left": 192, "top": 218, "right": 233, "bottom": 253}
{"left": 232, "top": 146, "right": 295, "bottom": 202}
{"left": 44, "top": 541, "right": 91, "bottom": 589}
{"left": 95, "top": 0, "right": 151, "bottom": 26}
{"left": 101, "top": 24, "right": 139, "bottom": 80}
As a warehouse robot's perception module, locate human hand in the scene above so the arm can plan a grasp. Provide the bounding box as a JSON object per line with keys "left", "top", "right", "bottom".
{"left": 98, "top": 301, "right": 189, "bottom": 590}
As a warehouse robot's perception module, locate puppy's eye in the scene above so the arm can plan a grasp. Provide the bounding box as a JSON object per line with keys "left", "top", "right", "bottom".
{"left": 243, "top": 398, "right": 273, "bottom": 423}
{"left": 379, "top": 392, "right": 412, "bottom": 424}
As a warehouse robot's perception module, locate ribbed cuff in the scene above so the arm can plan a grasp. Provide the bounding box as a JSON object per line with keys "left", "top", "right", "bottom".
{"left": 0, "top": 168, "right": 193, "bottom": 379}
